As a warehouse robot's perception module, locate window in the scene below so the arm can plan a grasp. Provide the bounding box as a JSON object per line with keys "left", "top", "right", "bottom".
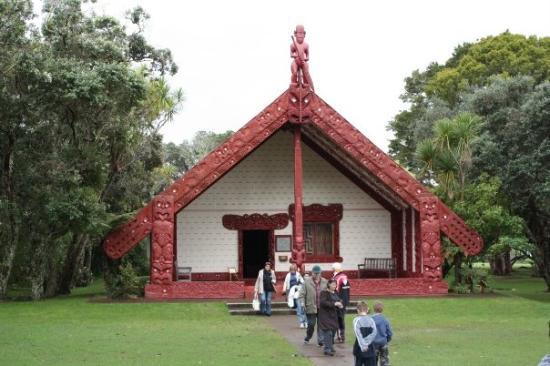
{"left": 304, "top": 223, "right": 334, "bottom": 258}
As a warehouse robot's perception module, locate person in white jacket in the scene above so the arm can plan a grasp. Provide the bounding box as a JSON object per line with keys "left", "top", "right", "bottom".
{"left": 254, "top": 262, "right": 276, "bottom": 316}
{"left": 282, "top": 264, "right": 307, "bottom": 327}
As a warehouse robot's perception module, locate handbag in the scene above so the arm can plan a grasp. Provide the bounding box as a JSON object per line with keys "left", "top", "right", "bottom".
{"left": 252, "top": 293, "right": 260, "bottom": 311}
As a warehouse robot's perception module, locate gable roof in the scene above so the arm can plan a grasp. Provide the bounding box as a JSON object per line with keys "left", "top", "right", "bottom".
{"left": 104, "top": 88, "right": 483, "bottom": 259}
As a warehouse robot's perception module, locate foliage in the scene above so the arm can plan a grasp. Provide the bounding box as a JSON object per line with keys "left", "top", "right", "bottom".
{"left": 389, "top": 32, "right": 550, "bottom": 171}
{"left": 164, "top": 130, "right": 234, "bottom": 179}
{"left": 104, "top": 262, "right": 141, "bottom": 299}
{"left": 0, "top": 0, "right": 182, "bottom": 299}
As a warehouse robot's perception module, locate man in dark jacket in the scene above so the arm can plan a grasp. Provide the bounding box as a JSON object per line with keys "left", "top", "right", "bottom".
{"left": 332, "top": 262, "right": 350, "bottom": 342}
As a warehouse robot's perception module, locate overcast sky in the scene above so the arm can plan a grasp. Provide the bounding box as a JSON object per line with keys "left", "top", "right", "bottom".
{"left": 85, "top": 1, "right": 549, "bottom": 151}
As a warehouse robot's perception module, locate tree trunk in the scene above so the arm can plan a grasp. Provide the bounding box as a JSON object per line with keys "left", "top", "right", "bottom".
{"left": 0, "top": 131, "right": 18, "bottom": 299}
{"left": 29, "top": 235, "right": 50, "bottom": 300}
{"left": 57, "top": 233, "right": 89, "bottom": 295}
{"left": 453, "top": 253, "right": 463, "bottom": 285}
{"left": 490, "top": 250, "right": 512, "bottom": 276}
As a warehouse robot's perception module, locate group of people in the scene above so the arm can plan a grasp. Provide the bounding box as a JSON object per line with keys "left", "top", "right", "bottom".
{"left": 254, "top": 261, "right": 393, "bottom": 365}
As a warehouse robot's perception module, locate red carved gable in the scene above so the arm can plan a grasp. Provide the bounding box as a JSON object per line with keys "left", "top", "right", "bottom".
{"left": 103, "top": 88, "right": 483, "bottom": 259}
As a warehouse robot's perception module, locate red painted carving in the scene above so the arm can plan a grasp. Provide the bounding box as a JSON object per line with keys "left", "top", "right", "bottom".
{"left": 289, "top": 203, "right": 343, "bottom": 222}
{"left": 103, "top": 202, "right": 153, "bottom": 259}
{"left": 288, "top": 84, "right": 313, "bottom": 124}
{"left": 405, "top": 208, "right": 413, "bottom": 276}
{"left": 419, "top": 195, "right": 442, "bottom": 281}
{"left": 222, "top": 213, "right": 289, "bottom": 230}
{"left": 437, "top": 201, "right": 483, "bottom": 256}
{"left": 349, "top": 278, "right": 448, "bottom": 296}
{"left": 290, "top": 25, "right": 313, "bottom": 90}
{"left": 150, "top": 195, "right": 175, "bottom": 285}
{"left": 293, "top": 126, "right": 305, "bottom": 271}
{"left": 391, "top": 211, "right": 403, "bottom": 276}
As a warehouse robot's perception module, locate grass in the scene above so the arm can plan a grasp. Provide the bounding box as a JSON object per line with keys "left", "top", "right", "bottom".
{"left": 347, "top": 267, "right": 550, "bottom": 366}
{"left": 0, "top": 281, "right": 310, "bottom": 366}
{"left": 1, "top": 268, "right": 549, "bottom": 365}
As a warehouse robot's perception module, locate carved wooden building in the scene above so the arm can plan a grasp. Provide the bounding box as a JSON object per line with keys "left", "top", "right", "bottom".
{"left": 103, "top": 33, "right": 483, "bottom": 299}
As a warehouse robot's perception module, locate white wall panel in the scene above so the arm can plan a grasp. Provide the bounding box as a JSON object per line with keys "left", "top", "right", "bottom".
{"left": 177, "top": 130, "right": 391, "bottom": 273}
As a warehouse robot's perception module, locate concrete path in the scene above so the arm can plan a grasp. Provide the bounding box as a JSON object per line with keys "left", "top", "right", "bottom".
{"left": 266, "top": 315, "right": 354, "bottom": 366}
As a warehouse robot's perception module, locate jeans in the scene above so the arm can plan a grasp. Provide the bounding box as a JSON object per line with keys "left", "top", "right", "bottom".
{"left": 322, "top": 329, "right": 335, "bottom": 353}
{"left": 295, "top": 300, "right": 307, "bottom": 325}
{"left": 260, "top": 291, "right": 273, "bottom": 315}
{"left": 305, "top": 313, "right": 324, "bottom": 345}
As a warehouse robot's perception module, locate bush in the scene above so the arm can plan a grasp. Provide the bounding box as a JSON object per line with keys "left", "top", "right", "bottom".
{"left": 104, "top": 262, "right": 144, "bottom": 299}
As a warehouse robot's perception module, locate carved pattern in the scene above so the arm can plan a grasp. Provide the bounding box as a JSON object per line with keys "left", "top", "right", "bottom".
{"left": 419, "top": 195, "right": 442, "bottom": 281}
{"left": 288, "top": 84, "right": 313, "bottom": 124}
{"left": 288, "top": 203, "right": 343, "bottom": 222}
{"left": 150, "top": 195, "right": 175, "bottom": 285}
{"left": 437, "top": 201, "right": 483, "bottom": 255}
{"left": 349, "top": 278, "right": 448, "bottom": 296}
{"left": 103, "top": 203, "right": 153, "bottom": 259}
{"left": 222, "top": 213, "right": 289, "bottom": 231}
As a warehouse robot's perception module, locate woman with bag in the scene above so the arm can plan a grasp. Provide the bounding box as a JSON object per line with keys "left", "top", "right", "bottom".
{"left": 282, "top": 264, "right": 307, "bottom": 328}
{"left": 254, "top": 262, "right": 276, "bottom": 316}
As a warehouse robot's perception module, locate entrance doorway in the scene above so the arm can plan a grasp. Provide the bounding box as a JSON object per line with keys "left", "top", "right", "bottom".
{"left": 242, "top": 230, "right": 270, "bottom": 278}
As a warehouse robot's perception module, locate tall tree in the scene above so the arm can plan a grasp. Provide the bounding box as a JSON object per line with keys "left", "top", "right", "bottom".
{"left": 0, "top": 0, "right": 183, "bottom": 299}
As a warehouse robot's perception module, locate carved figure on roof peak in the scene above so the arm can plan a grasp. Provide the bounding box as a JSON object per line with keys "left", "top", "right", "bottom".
{"left": 291, "top": 25, "right": 314, "bottom": 91}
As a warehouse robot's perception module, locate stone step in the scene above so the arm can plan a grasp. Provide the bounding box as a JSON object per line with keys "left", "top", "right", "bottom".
{"left": 227, "top": 301, "right": 359, "bottom": 316}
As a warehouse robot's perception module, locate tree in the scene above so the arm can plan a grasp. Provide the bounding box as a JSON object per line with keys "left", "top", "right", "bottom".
{"left": 468, "top": 78, "right": 550, "bottom": 289}
{"left": 164, "top": 130, "right": 233, "bottom": 179}
{"left": 388, "top": 32, "right": 550, "bottom": 171}
{"left": 0, "top": 0, "right": 183, "bottom": 299}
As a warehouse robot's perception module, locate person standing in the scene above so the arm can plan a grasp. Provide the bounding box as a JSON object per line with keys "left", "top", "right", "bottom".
{"left": 352, "top": 301, "right": 378, "bottom": 366}
{"left": 318, "top": 279, "right": 344, "bottom": 356}
{"left": 332, "top": 262, "right": 350, "bottom": 342}
{"left": 372, "top": 301, "right": 393, "bottom": 366}
{"left": 282, "top": 264, "right": 306, "bottom": 328}
{"left": 254, "top": 262, "right": 276, "bottom": 316}
{"left": 299, "top": 265, "right": 327, "bottom": 346}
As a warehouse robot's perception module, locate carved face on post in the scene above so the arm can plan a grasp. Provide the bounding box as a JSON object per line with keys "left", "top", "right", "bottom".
{"left": 294, "top": 25, "right": 306, "bottom": 44}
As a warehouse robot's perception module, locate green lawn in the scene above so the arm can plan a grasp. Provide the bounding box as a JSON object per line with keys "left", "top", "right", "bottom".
{"left": 347, "top": 268, "right": 550, "bottom": 366}
{"left": 1, "top": 269, "right": 549, "bottom": 366}
{"left": 0, "top": 282, "right": 310, "bottom": 366}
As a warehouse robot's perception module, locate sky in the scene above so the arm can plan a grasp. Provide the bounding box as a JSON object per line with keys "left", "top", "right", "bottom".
{"left": 77, "top": 1, "right": 549, "bottom": 151}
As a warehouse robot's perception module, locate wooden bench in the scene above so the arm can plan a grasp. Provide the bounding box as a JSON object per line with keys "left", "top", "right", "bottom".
{"left": 357, "top": 258, "right": 397, "bottom": 279}
{"left": 177, "top": 266, "right": 192, "bottom": 281}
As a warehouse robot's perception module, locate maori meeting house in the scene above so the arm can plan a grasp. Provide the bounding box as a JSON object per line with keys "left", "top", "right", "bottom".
{"left": 103, "top": 26, "right": 483, "bottom": 299}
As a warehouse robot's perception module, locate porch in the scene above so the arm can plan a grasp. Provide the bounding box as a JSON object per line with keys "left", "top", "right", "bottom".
{"left": 144, "top": 277, "right": 448, "bottom": 300}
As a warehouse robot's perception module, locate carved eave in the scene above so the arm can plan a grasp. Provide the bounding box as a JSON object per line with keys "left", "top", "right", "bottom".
{"left": 222, "top": 213, "right": 289, "bottom": 231}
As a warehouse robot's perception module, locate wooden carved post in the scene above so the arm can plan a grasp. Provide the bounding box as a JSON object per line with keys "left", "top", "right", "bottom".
{"left": 151, "top": 195, "right": 175, "bottom": 285}
{"left": 419, "top": 194, "right": 443, "bottom": 280}
{"left": 292, "top": 125, "right": 306, "bottom": 271}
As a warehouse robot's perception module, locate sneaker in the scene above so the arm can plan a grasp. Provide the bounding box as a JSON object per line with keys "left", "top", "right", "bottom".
{"left": 303, "top": 338, "right": 310, "bottom": 345}
{"left": 317, "top": 343, "right": 323, "bottom": 347}
{"left": 323, "top": 351, "right": 334, "bottom": 356}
